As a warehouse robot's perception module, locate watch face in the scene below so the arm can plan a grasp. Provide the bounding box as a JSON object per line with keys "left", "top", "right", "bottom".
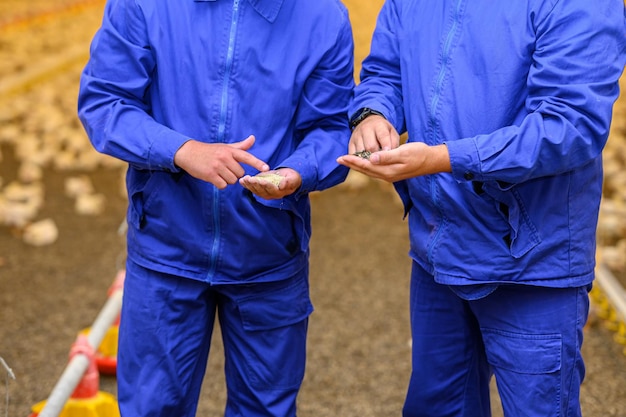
{"left": 350, "top": 109, "right": 364, "bottom": 123}
{"left": 350, "top": 108, "right": 371, "bottom": 129}
{"left": 350, "top": 108, "right": 384, "bottom": 130}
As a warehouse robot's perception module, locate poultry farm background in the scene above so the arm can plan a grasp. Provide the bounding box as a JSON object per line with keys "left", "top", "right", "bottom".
{"left": 1, "top": 1, "right": 626, "bottom": 416}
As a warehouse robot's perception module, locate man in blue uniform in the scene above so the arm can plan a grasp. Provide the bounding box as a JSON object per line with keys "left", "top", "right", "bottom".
{"left": 338, "top": 0, "right": 625, "bottom": 416}
{"left": 78, "top": 0, "right": 354, "bottom": 415}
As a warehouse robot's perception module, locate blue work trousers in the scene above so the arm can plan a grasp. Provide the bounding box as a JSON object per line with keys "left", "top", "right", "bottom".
{"left": 404, "top": 262, "right": 590, "bottom": 417}
{"left": 117, "top": 261, "right": 312, "bottom": 417}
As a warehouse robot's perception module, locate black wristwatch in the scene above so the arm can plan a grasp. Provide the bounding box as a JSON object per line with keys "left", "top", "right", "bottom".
{"left": 349, "top": 107, "right": 385, "bottom": 131}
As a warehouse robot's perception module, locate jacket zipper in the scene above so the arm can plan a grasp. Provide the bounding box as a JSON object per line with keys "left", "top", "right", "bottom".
{"left": 207, "top": 0, "right": 241, "bottom": 282}
{"left": 427, "top": 0, "right": 463, "bottom": 264}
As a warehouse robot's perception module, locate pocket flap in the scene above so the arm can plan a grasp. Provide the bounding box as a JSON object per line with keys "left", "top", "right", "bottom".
{"left": 237, "top": 277, "right": 313, "bottom": 331}
{"left": 482, "top": 328, "right": 561, "bottom": 374}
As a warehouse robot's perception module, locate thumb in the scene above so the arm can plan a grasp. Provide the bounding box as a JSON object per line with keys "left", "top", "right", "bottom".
{"left": 370, "top": 150, "right": 396, "bottom": 165}
{"left": 231, "top": 135, "right": 256, "bottom": 150}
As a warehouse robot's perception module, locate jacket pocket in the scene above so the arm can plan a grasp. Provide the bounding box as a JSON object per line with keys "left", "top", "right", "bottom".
{"left": 394, "top": 179, "right": 413, "bottom": 218}
{"left": 127, "top": 168, "right": 159, "bottom": 230}
{"left": 481, "top": 181, "right": 541, "bottom": 258}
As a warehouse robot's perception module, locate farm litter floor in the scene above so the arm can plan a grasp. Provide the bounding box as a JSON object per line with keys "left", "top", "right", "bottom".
{"left": 1, "top": 162, "right": 626, "bottom": 416}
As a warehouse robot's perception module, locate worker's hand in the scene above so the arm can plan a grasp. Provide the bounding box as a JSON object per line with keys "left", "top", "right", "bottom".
{"left": 239, "top": 168, "right": 302, "bottom": 200}
{"left": 348, "top": 115, "right": 401, "bottom": 154}
{"left": 337, "top": 142, "right": 452, "bottom": 183}
{"left": 174, "top": 135, "right": 269, "bottom": 189}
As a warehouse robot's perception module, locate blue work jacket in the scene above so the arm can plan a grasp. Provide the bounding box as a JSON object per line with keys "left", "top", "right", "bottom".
{"left": 352, "top": 0, "right": 625, "bottom": 287}
{"left": 78, "top": 0, "right": 354, "bottom": 283}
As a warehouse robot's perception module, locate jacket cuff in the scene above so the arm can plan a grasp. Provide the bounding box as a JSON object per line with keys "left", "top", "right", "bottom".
{"left": 446, "top": 138, "right": 482, "bottom": 182}
{"left": 148, "top": 132, "right": 192, "bottom": 173}
{"left": 276, "top": 155, "right": 316, "bottom": 199}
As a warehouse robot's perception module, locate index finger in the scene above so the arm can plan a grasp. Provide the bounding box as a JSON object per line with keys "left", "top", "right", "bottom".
{"left": 234, "top": 151, "right": 270, "bottom": 173}
{"left": 374, "top": 123, "right": 400, "bottom": 151}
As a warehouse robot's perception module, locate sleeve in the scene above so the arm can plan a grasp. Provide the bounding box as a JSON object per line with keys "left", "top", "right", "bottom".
{"left": 447, "top": 0, "right": 626, "bottom": 184}
{"left": 350, "top": 0, "right": 406, "bottom": 134}
{"left": 77, "top": 0, "right": 189, "bottom": 172}
{"left": 278, "top": 7, "right": 356, "bottom": 197}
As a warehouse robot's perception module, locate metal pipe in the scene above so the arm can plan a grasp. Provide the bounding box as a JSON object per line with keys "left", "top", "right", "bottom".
{"left": 37, "top": 289, "right": 122, "bottom": 417}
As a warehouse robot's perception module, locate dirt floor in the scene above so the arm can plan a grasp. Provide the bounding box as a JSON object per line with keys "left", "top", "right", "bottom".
{"left": 1, "top": 1, "right": 626, "bottom": 417}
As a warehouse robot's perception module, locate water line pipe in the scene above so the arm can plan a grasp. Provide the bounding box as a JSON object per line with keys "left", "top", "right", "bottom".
{"left": 595, "top": 263, "right": 626, "bottom": 323}
{"left": 36, "top": 281, "right": 122, "bottom": 417}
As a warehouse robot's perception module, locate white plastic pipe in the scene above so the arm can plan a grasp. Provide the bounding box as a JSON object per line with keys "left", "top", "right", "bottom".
{"left": 37, "top": 288, "right": 122, "bottom": 417}
{"left": 595, "top": 263, "right": 626, "bottom": 323}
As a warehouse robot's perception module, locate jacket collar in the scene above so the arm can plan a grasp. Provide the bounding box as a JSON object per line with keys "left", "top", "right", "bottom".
{"left": 247, "top": 0, "right": 283, "bottom": 22}
{"left": 194, "top": 0, "right": 283, "bottom": 22}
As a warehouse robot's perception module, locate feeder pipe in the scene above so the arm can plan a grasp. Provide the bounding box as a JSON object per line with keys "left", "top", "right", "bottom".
{"left": 37, "top": 288, "right": 122, "bottom": 417}
{"left": 596, "top": 263, "right": 626, "bottom": 323}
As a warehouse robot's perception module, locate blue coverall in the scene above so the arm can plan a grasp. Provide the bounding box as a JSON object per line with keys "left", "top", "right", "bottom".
{"left": 350, "top": 0, "right": 626, "bottom": 415}
{"left": 77, "top": 0, "right": 354, "bottom": 415}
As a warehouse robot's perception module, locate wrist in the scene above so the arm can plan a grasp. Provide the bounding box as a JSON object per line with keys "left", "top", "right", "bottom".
{"left": 430, "top": 144, "right": 452, "bottom": 173}
{"left": 349, "top": 107, "right": 385, "bottom": 131}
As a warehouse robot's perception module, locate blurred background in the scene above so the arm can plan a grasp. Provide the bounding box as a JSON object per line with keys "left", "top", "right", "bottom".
{"left": 1, "top": 1, "right": 625, "bottom": 416}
